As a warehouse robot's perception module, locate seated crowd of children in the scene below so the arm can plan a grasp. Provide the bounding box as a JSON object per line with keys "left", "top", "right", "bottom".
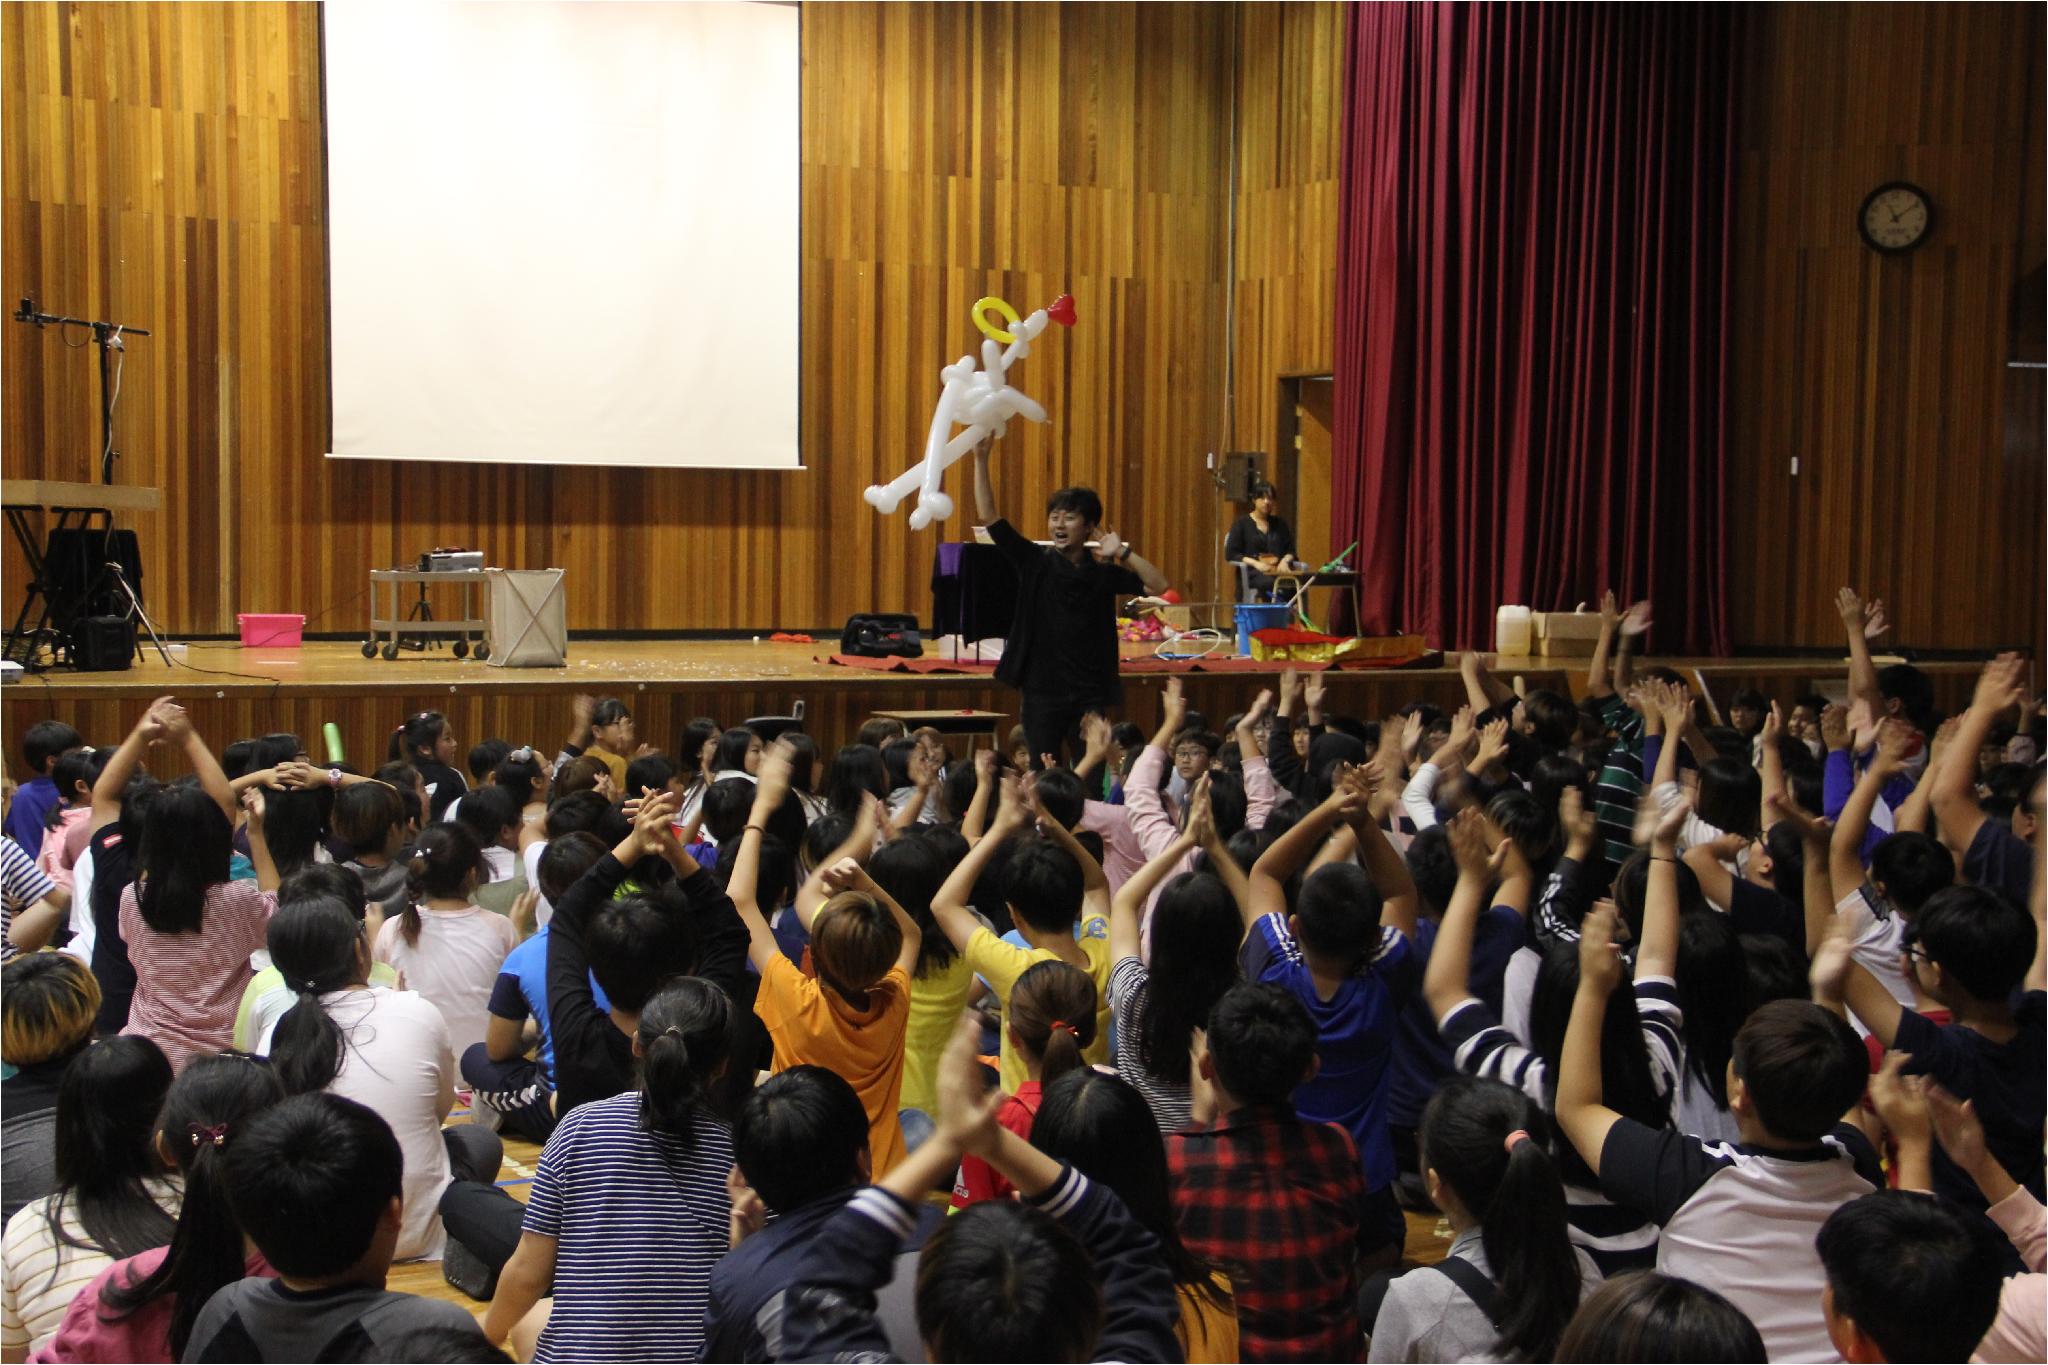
{"left": 0, "top": 588, "right": 2041, "bottom": 1363}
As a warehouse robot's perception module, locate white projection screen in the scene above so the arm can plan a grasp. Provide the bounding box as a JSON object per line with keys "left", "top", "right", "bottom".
{"left": 323, "top": 2, "right": 800, "bottom": 469}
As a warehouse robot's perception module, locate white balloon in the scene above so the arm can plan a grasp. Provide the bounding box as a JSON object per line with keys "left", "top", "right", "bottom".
{"left": 871, "top": 302, "right": 1063, "bottom": 528}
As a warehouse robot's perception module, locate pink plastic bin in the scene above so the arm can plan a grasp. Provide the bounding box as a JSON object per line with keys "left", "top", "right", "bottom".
{"left": 238, "top": 613, "right": 306, "bottom": 648}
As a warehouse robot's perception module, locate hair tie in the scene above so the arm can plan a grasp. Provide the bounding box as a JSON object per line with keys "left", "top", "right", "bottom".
{"left": 189, "top": 1123, "right": 229, "bottom": 1149}
{"left": 1502, "top": 1128, "right": 1532, "bottom": 1154}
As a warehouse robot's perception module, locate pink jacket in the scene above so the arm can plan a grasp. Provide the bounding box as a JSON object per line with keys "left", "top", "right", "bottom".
{"left": 33, "top": 1246, "right": 275, "bottom": 1363}
{"left": 1124, "top": 744, "right": 1276, "bottom": 955}
{"left": 1973, "top": 1186, "right": 2044, "bottom": 1363}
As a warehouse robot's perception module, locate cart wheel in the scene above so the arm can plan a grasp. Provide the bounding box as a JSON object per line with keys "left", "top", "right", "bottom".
{"left": 452, "top": 639, "right": 470, "bottom": 659}
{"left": 361, "top": 640, "right": 378, "bottom": 659}
{"left": 475, "top": 642, "right": 491, "bottom": 661}
{"left": 381, "top": 641, "right": 400, "bottom": 661}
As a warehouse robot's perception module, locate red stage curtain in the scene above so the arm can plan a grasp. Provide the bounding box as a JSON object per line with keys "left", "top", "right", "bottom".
{"left": 1331, "top": 3, "right": 1736, "bottom": 654}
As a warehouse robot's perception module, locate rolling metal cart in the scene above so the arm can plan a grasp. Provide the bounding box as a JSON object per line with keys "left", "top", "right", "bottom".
{"left": 364, "top": 568, "right": 490, "bottom": 660}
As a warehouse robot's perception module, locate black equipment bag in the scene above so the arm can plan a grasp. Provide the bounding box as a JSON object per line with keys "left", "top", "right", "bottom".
{"left": 840, "top": 613, "right": 923, "bottom": 659}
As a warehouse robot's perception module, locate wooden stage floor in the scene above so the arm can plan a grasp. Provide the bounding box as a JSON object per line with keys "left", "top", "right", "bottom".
{"left": 2, "top": 637, "right": 1977, "bottom": 701}
{"left": 2, "top": 639, "right": 1981, "bottom": 771}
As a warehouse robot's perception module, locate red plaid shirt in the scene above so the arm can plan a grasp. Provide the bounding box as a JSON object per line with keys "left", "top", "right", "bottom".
{"left": 1167, "top": 1103, "right": 1366, "bottom": 1364}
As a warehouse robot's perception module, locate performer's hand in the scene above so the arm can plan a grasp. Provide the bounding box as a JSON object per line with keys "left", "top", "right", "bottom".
{"left": 1093, "top": 529, "right": 1125, "bottom": 563}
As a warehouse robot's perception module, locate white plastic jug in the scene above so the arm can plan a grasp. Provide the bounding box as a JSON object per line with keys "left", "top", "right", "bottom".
{"left": 1495, "top": 604, "right": 1532, "bottom": 656}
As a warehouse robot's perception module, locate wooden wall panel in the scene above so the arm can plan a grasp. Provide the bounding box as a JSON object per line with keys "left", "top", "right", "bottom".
{"left": 1223, "top": 1, "right": 1344, "bottom": 604}
{"left": 2, "top": 2, "right": 1234, "bottom": 637}
{"left": 1728, "top": 2, "right": 2045, "bottom": 655}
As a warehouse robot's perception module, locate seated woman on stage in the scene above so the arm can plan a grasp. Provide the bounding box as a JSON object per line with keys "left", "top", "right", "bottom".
{"left": 1225, "top": 479, "right": 1308, "bottom": 599}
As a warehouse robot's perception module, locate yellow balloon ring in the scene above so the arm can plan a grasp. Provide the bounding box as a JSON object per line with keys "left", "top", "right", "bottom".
{"left": 972, "top": 295, "right": 1020, "bottom": 345}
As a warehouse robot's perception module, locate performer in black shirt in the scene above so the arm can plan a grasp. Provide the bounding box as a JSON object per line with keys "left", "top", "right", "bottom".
{"left": 971, "top": 440, "right": 1168, "bottom": 768}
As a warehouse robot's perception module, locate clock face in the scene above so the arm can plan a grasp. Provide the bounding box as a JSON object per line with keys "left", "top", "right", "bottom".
{"left": 1859, "top": 182, "right": 1932, "bottom": 253}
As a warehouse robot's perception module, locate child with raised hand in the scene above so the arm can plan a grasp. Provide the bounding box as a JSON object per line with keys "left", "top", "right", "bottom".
{"left": 1107, "top": 775, "right": 1248, "bottom": 1132}
{"left": 1368, "top": 1076, "right": 1597, "bottom": 1363}
{"left": 1819, "top": 1060, "right": 2012, "bottom": 1364}
{"left": 542, "top": 788, "right": 750, "bottom": 1120}
{"left": 931, "top": 773, "right": 1113, "bottom": 1093}
{"left": 780, "top": 1012, "right": 1181, "bottom": 1363}
{"left": 865, "top": 829, "right": 973, "bottom": 1128}
{"left": 731, "top": 743, "right": 918, "bottom": 1175}
{"left": 1241, "top": 759, "right": 1420, "bottom": 1263}
{"left": 1923, "top": 1081, "right": 2045, "bottom": 1362}
{"left": 952, "top": 959, "right": 1096, "bottom": 1207}
{"left": 1431, "top": 796, "right": 1687, "bottom": 1274}
{"left": 116, "top": 702, "right": 273, "bottom": 1072}
{"left": 39, "top": 1053, "right": 286, "bottom": 1363}
{"left": 1555, "top": 902, "right": 1878, "bottom": 1363}
{"left": 372, "top": 822, "right": 519, "bottom": 1059}
{"left": 1808, "top": 868, "right": 2046, "bottom": 1210}
{"left": 1393, "top": 806, "right": 1530, "bottom": 1196}
{"left": 1930, "top": 654, "right": 2037, "bottom": 906}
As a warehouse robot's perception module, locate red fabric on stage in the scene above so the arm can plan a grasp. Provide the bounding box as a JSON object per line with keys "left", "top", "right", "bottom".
{"left": 1331, "top": 4, "right": 1736, "bottom": 653}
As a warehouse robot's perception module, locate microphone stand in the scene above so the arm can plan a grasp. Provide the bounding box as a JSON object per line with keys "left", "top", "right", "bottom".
{"left": 11, "top": 298, "right": 151, "bottom": 485}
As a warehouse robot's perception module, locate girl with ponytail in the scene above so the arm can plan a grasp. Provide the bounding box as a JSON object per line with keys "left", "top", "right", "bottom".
{"left": 482, "top": 977, "right": 738, "bottom": 1362}
{"left": 264, "top": 896, "right": 519, "bottom": 1267}
{"left": 41, "top": 1055, "right": 286, "bottom": 1362}
{"left": 371, "top": 822, "right": 516, "bottom": 1058}
{"left": 1368, "top": 1076, "right": 1598, "bottom": 1362}
{"left": 387, "top": 711, "right": 465, "bottom": 822}
{"left": 951, "top": 959, "right": 1096, "bottom": 1207}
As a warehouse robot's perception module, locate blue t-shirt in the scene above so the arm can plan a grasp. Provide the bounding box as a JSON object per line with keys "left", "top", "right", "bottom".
{"left": 488, "top": 927, "right": 611, "bottom": 1087}
{"left": 1240, "top": 912, "right": 1419, "bottom": 1191}
{"left": 1387, "top": 907, "right": 1524, "bottom": 1128}
{"left": 2, "top": 778, "right": 57, "bottom": 862}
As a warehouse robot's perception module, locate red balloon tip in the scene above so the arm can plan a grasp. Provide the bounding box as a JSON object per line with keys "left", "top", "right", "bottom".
{"left": 1046, "top": 294, "right": 1078, "bottom": 327}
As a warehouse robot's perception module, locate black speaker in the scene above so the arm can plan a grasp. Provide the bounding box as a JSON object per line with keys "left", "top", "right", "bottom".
{"left": 1221, "top": 452, "right": 1265, "bottom": 502}
{"left": 43, "top": 529, "right": 142, "bottom": 623}
{"left": 70, "top": 616, "right": 135, "bottom": 672}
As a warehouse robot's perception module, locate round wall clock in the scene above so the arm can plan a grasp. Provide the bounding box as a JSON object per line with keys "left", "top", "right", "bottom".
{"left": 1858, "top": 181, "right": 1933, "bottom": 254}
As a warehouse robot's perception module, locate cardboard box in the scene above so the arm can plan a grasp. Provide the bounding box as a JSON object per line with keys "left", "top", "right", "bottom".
{"left": 1532, "top": 610, "right": 1603, "bottom": 657}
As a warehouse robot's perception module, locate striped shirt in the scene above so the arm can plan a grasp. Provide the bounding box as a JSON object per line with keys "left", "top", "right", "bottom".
{"left": 118, "top": 879, "right": 275, "bottom": 1072}
{"left": 1588, "top": 694, "right": 1645, "bottom": 887}
{"left": 1108, "top": 955, "right": 1194, "bottom": 1133}
{"left": 0, "top": 837, "right": 55, "bottom": 964}
{"left": 1601, "top": 1119, "right": 1881, "bottom": 1362}
{"left": 1438, "top": 976, "right": 1684, "bottom": 1274}
{"left": 524, "top": 1092, "right": 732, "bottom": 1363}
{"left": 0, "top": 1179, "right": 182, "bottom": 1356}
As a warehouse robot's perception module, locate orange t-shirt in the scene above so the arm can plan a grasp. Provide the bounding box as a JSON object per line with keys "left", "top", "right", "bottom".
{"left": 755, "top": 956, "right": 912, "bottom": 1175}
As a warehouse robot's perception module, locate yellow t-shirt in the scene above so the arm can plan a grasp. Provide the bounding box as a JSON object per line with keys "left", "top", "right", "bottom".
{"left": 963, "top": 916, "right": 1112, "bottom": 1094}
{"left": 587, "top": 745, "right": 629, "bottom": 791}
{"left": 900, "top": 953, "right": 976, "bottom": 1117}
{"left": 754, "top": 956, "right": 912, "bottom": 1175}
{"left": 1177, "top": 1274, "right": 1239, "bottom": 1364}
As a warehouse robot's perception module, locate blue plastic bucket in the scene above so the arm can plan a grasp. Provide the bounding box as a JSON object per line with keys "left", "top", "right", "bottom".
{"left": 1234, "top": 603, "right": 1293, "bottom": 656}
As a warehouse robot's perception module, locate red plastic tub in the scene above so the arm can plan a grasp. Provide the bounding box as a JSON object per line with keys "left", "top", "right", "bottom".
{"left": 238, "top": 613, "right": 306, "bottom": 648}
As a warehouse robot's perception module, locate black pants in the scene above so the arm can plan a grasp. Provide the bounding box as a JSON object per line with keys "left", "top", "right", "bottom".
{"left": 438, "top": 1126, "right": 526, "bottom": 1276}
{"left": 460, "top": 1042, "right": 558, "bottom": 1144}
{"left": 1020, "top": 691, "right": 1106, "bottom": 771}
